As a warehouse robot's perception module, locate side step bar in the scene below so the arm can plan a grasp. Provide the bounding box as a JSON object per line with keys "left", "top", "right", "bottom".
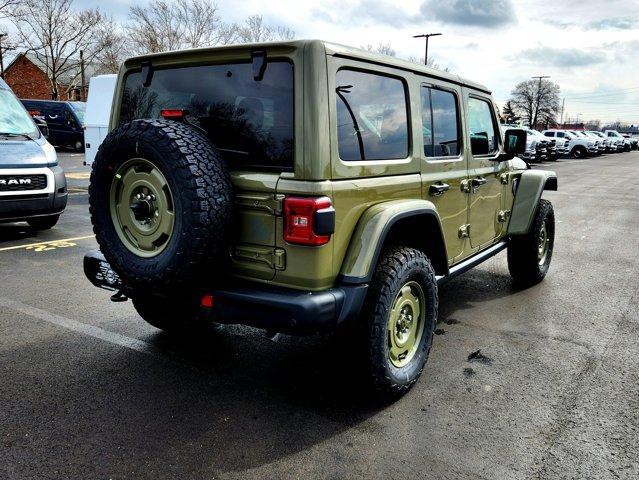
{"left": 437, "top": 240, "right": 508, "bottom": 286}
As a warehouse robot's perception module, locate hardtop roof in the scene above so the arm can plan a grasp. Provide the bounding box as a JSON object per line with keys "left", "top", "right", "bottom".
{"left": 123, "top": 39, "right": 491, "bottom": 94}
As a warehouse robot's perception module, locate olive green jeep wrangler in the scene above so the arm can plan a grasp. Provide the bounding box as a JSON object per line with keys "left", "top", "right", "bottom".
{"left": 85, "top": 40, "right": 557, "bottom": 397}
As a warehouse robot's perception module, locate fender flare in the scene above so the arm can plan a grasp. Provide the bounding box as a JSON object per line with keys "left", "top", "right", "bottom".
{"left": 507, "top": 170, "right": 557, "bottom": 236}
{"left": 339, "top": 199, "right": 448, "bottom": 285}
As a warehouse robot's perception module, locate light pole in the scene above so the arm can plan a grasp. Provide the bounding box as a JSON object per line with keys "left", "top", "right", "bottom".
{"left": 531, "top": 75, "right": 550, "bottom": 128}
{"left": 0, "top": 33, "right": 7, "bottom": 79}
{"left": 413, "top": 33, "right": 442, "bottom": 66}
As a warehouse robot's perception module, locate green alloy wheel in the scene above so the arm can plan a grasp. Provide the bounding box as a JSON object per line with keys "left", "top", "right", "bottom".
{"left": 387, "top": 281, "right": 426, "bottom": 368}
{"left": 362, "top": 246, "right": 438, "bottom": 398}
{"left": 110, "top": 158, "right": 175, "bottom": 258}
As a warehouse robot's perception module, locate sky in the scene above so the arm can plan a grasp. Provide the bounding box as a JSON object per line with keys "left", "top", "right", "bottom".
{"left": 5, "top": 0, "right": 639, "bottom": 123}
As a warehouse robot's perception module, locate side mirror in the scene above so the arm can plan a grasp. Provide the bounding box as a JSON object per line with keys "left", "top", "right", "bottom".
{"left": 498, "top": 129, "right": 527, "bottom": 160}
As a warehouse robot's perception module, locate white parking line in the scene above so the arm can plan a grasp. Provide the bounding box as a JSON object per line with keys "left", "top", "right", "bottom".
{"left": 0, "top": 297, "right": 157, "bottom": 357}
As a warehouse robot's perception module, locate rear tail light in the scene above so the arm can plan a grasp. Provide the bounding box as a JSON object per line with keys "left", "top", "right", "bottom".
{"left": 200, "top": 294, "right": 214, "bottom": 308}
{"left": 283, "top": 196, "right": 335, "bottom": 246}
{"left": 161, "top": 109, "right": 186, "bottom": 119}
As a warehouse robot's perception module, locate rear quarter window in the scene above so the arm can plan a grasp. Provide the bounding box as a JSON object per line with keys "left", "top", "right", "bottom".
{"left": 335, "top": 69, "right": 409, "bottom": 161}
{"left": 119, "top": 61, "right": 295, "bottom": 172}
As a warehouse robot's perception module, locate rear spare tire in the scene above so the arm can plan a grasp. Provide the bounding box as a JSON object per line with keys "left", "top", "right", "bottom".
{"left": 89, "top": 119, "right": 233, "bottom": 291}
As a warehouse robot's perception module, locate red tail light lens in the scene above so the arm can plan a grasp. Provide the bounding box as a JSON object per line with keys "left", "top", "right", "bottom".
{"left": 200, "top": 294, "right": 214, "bottom": 308}
{"left": 283, "top": 196, "right": 333, "bottom": 246}
{"left": 161, "top": 109, "right": 186, "bottom": 119}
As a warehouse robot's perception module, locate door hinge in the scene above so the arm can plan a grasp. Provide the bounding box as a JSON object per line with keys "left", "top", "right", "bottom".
{"left": 458, "top": 224, "right": 470, "bottom": 238}
{"left": 500, "top": 173, "right": 509, "bottom": 185}
{"left": 460, "top": 179, "right": 471, "bottom": 193}
{"left": 498, "top": 210, "right": 511, "bottom": 223}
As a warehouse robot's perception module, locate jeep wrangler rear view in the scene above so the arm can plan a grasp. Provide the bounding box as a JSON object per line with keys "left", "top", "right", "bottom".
{"left": 85, "top": 40, "right": 557, "bottom": 398}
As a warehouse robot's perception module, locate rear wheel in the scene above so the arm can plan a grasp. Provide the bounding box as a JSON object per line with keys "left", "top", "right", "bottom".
{"left": 361, "top": 246, "right": 437, "bottom": 398}
{"left": 27, "top": 214, "right": 60, "bottom": 230}
{"left": 508, "top": 199, "right": 555, "bottom": 287}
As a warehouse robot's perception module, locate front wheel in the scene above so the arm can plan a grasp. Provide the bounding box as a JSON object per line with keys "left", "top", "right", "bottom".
{"left": 507, "top": 199, "right": 555, "bottom": 287}
{"left": 361, "top": 246, "right": 438, "bottom": 398}
{"left": 571, "top": 146, "right": 586, "bottom": 158}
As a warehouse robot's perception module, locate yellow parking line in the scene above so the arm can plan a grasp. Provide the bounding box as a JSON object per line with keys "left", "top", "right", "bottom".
{"left": 0, "top": 234, "right": 95, "bottom": 252}
{"left": 65, "top": 172, "right": 91, "bottom": 180}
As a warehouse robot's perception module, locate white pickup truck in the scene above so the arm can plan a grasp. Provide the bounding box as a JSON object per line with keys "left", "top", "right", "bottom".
{"left": 542, "top": 129, "right": 597, "bottom": 158}
{"left": 605, "top": 130, "right": 632, "bottom": 152}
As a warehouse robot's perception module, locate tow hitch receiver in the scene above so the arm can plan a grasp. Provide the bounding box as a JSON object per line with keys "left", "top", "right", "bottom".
{"left": 84, "top": 250, "right": 123, "bottom": 292}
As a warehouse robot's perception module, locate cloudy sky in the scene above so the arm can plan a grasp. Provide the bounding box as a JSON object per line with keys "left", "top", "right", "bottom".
{"left": 11, "top": 0, "right": 639, "bottom": 123}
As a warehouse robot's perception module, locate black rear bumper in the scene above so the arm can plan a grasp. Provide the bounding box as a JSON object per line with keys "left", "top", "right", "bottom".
{"left": 84, "top": 250, "right": 367, "bottom": 333}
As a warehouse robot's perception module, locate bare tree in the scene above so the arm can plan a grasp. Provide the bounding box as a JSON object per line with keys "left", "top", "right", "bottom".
{"left": 509, "top": 79, "right": 560, "bottom": 129}
{"left": 407, "top": 55, "right": 449, "bottom": 72}
{"left": 362, "top": 42, "right": 396, "bottom": 57}
{"left": 10, "top": 0, "right": 103, "bottom": 99}
{"left": 0, "top": 0, "right": 19, "bottom": 18}
{"left": 94, "top": 17, "right": 129, "bottom": 74}
{"left": 127, "top": 0, "right": 237, "bottom": 54}
{"left": 233, "top": 15, "right": 296, "bottom": 43}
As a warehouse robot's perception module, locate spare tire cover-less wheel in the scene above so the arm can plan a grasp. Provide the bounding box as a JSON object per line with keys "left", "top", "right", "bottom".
{"left": 89, "top": 119, "right": 234, "bottom": 291}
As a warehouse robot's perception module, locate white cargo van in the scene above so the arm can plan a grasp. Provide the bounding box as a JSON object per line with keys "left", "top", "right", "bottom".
{"left": 84, "top": 75, "right": 117, "bottom": 166}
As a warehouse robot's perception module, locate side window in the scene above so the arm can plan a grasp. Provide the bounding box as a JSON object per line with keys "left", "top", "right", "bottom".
{"left": 336, "top": 69, "right": 409, "bottom": 161}
{"left": 557, "top": 132, "right": 565, "bottom": 138}
{"left": 467, "top": 97, "right": 499, "bottom": 155}
{"left": 428, "top": 88, "right": 460, "bottom": 157}
{"left": 544, "top": 132, "right": 553, "bottom": 137}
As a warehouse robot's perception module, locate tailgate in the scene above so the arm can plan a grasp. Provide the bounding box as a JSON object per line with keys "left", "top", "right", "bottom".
{"left": 230, "top": 172, "right": 283, "bottom": 281}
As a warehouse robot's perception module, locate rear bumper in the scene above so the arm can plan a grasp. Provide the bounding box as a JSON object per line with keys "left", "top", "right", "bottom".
{"left": 0, "top": 166, "right": 67, "bottom": 222}
{"left": 83, "top": 250, "right": 368, "bottom": 333}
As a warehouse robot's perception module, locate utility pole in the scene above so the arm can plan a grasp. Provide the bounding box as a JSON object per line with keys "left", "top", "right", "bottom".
{"left": 531, "top": 75, "right": 550, "bottom": 128}
{"left": 0, "top": 33, "right": 7, "bottom": 79}
{"left": 80, "top": 49, "right": 86, "bottom": 102}
{"left": 413, "top": 33, "right": 442, "bottom": 66}
{"left": 560, "top": 97, "right": 565, "bottom": 126}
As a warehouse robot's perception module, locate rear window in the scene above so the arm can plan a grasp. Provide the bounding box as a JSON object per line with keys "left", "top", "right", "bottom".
{"left": 119, "top": 61, "right": 294, "bottom": 171}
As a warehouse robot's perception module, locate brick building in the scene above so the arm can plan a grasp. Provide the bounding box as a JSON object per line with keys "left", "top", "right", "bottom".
{"left": 3, "top": 52, "right": 97, "bottom": 101}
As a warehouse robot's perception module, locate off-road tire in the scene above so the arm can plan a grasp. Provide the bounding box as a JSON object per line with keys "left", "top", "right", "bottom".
{"left": 508, "top": 199, "right": 555, "bottom": 287}
{"left": 571, "top": 146, "right": 586, "bottom": 158}
{"left": 89, "top": 119, "right": 233, "bottom": 292}
{"left": 361, "top": 246, "right": 438, "bottom": 399}
{"left": 132, "top": 294, "right": 211, "bottom": 333}
{"left": 27, "top": 214, "right": 60, "bottom": 230}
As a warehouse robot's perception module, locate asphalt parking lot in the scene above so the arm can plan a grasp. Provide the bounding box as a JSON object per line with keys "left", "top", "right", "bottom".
{"left": 1, "top": 151, "right": 638, "bottom": 480}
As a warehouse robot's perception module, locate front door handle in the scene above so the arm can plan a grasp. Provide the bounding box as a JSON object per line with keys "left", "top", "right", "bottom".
{"left": 471, "top": 177, "right": 487, "bottom": 193}
{"left": 429, "top": 182, "right": 450, "bottom": 197}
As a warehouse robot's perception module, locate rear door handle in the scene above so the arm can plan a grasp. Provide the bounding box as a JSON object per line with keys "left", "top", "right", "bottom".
{"left": 471, "top": 177, "right": 487, "bottom": 193}
{"left": 429, "top": 182, "right": 450, "bottom": 197}
{"left": 471, "top": 177, "right": 487, "bottom": 186}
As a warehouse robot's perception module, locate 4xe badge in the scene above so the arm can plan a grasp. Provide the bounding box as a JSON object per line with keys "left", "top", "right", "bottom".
{"left": 0, "top": 178, "right": 32, "bottom": 185}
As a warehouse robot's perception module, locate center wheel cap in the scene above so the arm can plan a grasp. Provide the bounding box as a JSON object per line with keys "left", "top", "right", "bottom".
{"left": 109, "top": 158, "right": 175, "bottom": 258}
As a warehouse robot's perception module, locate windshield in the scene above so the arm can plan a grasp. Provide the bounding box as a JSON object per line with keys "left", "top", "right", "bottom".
{"left": 120, "top": 60, "right": 294, "bottom": 171}
{"left": 69, "top": 102, "right": 86, "bottom": 124}
{"left": 0, "top": 89, "right": 39, "bottom": 137}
